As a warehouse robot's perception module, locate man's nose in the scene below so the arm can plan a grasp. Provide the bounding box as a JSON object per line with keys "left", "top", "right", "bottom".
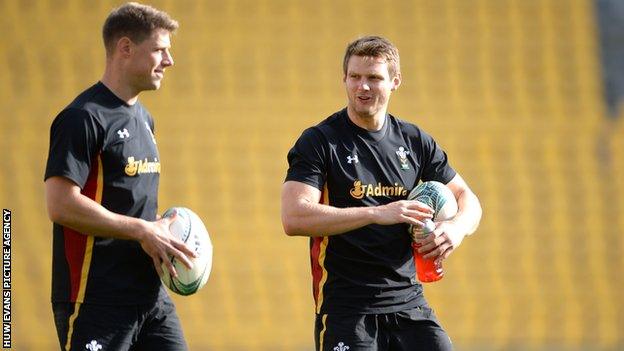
{"left": 360, "top": 82, "right": 370, "bottom": 90}
{"left": 163, "top": 50, "right": 174, "bottom": 67}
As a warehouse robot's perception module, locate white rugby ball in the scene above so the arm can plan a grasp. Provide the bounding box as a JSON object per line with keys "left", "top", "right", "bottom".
{"left": 407, "top": 181, "right": 458, "bottom": 233}
{"left": 160, "top": 207, "right": 212, "bottom": 296}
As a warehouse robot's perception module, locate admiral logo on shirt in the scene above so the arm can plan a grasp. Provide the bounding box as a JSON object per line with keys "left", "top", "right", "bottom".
{"left": 125, "top": 156, "right": 161, "bottom": 176}
{"left": 350, "top": 180, "right": 407, "bottom": 199}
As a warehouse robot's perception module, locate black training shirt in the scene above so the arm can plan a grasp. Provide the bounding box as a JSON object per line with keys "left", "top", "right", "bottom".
{"left": 285, "top": 108, "right": 456, "bottom": 314}
{"left": 45, "top": 82, "right": 166, "bottom": 304}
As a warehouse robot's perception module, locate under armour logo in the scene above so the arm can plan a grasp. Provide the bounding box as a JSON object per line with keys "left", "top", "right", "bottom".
{"left": 85, "top": 340, "right": 102, "bottom": 351}
{"left": 346, "top": 155, "right": 359, "bottom": 164}
{"left": 334, "top": 342, "right": 350, "bottom": 351}
{"left": 117, "top": 128, "right": 130, "bottom": 139}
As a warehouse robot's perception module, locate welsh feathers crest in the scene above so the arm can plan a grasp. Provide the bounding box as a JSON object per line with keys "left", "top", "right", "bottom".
{"left": 86, "top": 340, "right": 102, "bottom": 351}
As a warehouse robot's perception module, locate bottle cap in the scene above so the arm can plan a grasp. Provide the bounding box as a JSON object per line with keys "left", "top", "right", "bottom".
{"left": 422, "top": 219, "right": 436, "bottom": 234}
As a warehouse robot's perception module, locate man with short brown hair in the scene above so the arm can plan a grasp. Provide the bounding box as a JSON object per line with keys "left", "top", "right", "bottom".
{"left": 282, "top": 35, "right": 482, "bottom": 350}
{"left": 45, "top": 3, "right": 193, "bottom": 350}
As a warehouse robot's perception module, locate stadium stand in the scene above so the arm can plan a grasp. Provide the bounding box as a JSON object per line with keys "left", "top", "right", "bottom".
{"left": 1, "top": 0, "right": 622, "bottom": 350}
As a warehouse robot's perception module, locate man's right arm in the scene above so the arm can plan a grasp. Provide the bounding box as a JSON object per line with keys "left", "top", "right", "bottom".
{"left": 45, "top": 176, "right": 195, "bottom": 277}
{"left": 280, "top": 180, "right": 434, "bottom": 237}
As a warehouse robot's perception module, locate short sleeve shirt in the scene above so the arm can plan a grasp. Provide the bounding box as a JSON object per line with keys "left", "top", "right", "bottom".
{"left": 285, "top": 108, "right": 456, "bottom": 314}
{"left": 45, "top": 82, "right": 166, "bottom": 304}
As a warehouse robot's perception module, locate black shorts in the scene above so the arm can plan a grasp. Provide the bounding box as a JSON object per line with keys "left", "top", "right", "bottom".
{"left": 315, "top": 306, "right": 452, "bottom": 351}
{"left": 52, "top": 296, "right": 187, "bottom": 351}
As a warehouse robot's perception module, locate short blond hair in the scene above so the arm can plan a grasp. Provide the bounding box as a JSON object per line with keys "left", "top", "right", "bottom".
{"left": 102, "top": 2, "right": 178, "bottom": 55}
{"left": 343, "top": 36, "right": 400, "bottom": 78}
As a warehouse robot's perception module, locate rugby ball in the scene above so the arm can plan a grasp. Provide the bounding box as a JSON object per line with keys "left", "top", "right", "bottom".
{"left": 407, "top": 181, "right": 458, "bottom": 233}
{"left": 160, "top": 207, "right": 212, "bottom": 296}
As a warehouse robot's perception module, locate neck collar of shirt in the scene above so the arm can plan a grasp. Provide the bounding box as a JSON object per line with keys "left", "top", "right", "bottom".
{"left": 96, "top": 81, "right": 139, "bottom": 110}
{"left": 342, "top": 108, "right": 389, "bottom": 143}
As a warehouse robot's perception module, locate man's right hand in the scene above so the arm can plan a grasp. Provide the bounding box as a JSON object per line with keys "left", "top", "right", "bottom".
{"left": 371, "top": 200, "right": 434, "bottom": 227}
{"left": 45, "top": 176, "right": 199, "bottom": 278}
{"left": 138, "top": 212, "right": 197, "bottom": 279}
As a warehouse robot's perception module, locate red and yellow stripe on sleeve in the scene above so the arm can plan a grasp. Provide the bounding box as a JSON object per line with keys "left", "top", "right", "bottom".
{"left": 64, "top": 155, "right": 103, "bottom": 351}
{"left": 311, "top": 184, "right": 330, "bottom": 314}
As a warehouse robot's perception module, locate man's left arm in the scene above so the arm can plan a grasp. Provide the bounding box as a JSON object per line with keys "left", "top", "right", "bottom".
{"left": 416, "top": 173, "right": 482, "bottom": 262}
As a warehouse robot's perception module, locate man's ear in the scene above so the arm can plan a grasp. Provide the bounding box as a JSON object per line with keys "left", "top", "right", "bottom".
{"left": 116, "top": 37, "right": 133, "bottom": 58}
{"left": 391, "top": 73, "right": 402, "bottom": 91}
